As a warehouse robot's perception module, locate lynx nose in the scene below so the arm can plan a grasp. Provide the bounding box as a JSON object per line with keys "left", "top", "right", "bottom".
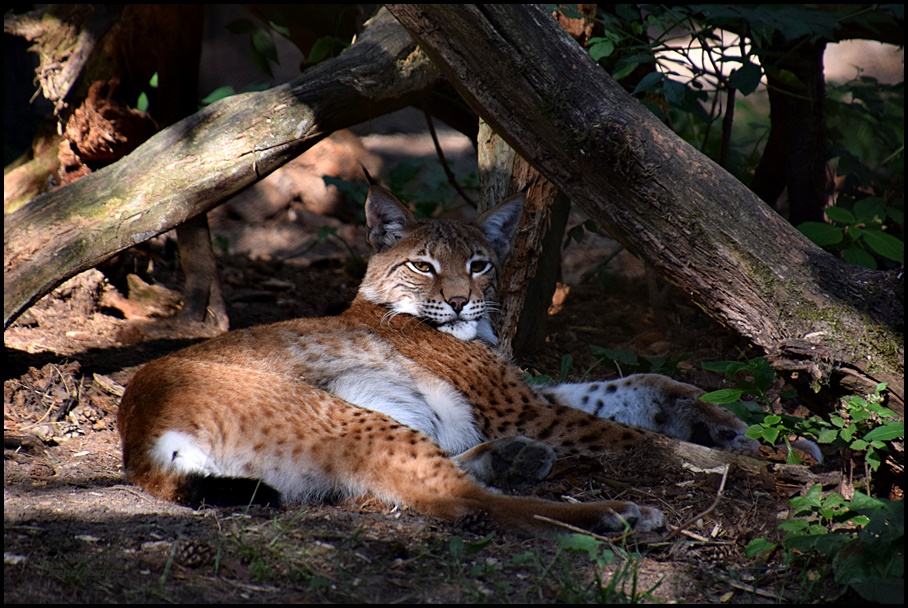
{"left": 447, "top": 296, "right": 468, "bottom": 314}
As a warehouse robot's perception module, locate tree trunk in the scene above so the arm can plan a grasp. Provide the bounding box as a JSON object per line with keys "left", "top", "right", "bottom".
{"left": 477, "top": 125, "right": 569, "bottom": 360}
{"left": 4, "top": 8, "right": 440, "bottom": 329}
{"left": 751, "top": 38, "right": 830, "bottom": 225}
{"left": 385, "top": 5, "right": 903, "bottom": 412}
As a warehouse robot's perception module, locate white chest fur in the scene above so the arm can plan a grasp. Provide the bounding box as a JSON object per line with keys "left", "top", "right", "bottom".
{"left": 328, "top": 367, "right": 482, "bottom": 455}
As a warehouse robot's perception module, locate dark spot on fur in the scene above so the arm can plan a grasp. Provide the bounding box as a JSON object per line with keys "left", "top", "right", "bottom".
{"left": 689, "top": 422, "right": 715, "bottom": 447}
{"left": 606, "top": 385, "right": 617, "bottom": 393}
{"left": 717, "top": 429, "right": 738, "bottom": 442}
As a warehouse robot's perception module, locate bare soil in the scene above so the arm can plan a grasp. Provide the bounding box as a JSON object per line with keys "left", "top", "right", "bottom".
{"left": 5, "top": 136, "right": 851, "bottom": 604}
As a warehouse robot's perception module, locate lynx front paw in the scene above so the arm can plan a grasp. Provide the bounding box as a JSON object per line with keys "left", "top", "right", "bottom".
{"left": 454, "top": 436, "right": 556, "bottom": 487}
{"left": 596, "top": 502, "right": 664, "bottom": 533}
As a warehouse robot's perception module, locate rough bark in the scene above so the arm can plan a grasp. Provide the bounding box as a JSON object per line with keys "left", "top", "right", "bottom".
{"left": 477, "top": 125, "right": 569, "bottom": 360}
{"left": 4, "top": 8, "right": 440, "bottom": 329}
{"left": 385, "top": 4, "right": 903, "bottom": 412}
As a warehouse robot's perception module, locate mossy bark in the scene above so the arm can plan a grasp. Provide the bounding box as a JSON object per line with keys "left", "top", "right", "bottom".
{"left": 4, "top": 9, "right": 440, "bottom": 330}
{"left": 386, "top": 4, "right": 903, "bottom": 412}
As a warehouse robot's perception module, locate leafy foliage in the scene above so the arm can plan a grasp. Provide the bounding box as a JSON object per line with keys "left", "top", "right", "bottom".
{"left": 801, "top": 383, "right": 902, "bottom": 473}
{"left": 746, "top": 486, "right": 904, "bottom": 603}
{"left": 552, "top": 4, "right": 904, "bottom": 268}
{"left": 700, "top": 355, "right": 902, "bottom": 472}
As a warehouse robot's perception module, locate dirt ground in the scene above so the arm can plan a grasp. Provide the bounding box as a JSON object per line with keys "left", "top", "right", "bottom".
{"left": 4, "top": 130, "right": 858, "bottom": 604}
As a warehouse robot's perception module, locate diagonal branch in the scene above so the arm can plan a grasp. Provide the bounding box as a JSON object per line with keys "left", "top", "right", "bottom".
{"left": 4, "top": 8, "right": 439, "bottom": 329}
{"left": 385, "top": 4, "right": 902, "bottom": 409}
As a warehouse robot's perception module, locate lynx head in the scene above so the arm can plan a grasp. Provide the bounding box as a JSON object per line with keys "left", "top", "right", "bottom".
{"left": 358, "top": 182, "right": 523, "bottom": 344}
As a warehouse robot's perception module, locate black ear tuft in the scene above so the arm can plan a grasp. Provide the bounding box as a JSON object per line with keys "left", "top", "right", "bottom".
{"left": 361, "top": 162, "right": 378, "bottom": 186}
{"left": 364, "top": 185, "right": 418, "bottom": 252}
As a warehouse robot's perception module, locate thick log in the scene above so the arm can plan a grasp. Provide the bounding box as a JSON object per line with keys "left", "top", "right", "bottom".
{"left": 385, "top": 4, "right": 903, "bottom": 411}
{"left": 4, "top": 8, "right": 439, "bottom": 329}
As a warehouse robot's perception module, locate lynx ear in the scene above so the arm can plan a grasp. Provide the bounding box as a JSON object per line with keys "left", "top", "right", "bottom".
{"left": 364, "top": 183, "right": 418, "bottom": 253}
{"left": 475, "top": 193, "right": 524, "bottom": 262}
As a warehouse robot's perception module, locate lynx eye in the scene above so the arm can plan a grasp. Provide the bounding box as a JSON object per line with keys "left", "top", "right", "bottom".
{"left": 407, "top": 260, "right": 435, "bottom": 274}
{"left": 469, "top": 260, "right": 492, "bottom": 275}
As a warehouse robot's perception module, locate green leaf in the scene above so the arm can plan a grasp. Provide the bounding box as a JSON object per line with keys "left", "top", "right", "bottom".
{"left": 307, "top": 36, "right": 340, "bottom": 65}
{"left": 268, "top": 19, "right": 290, "bottom": 37}
{"left": 817, "top": 428, "right": 841, "bottom": 444}
{"left": 136, "top": 91, "right": 149, "bottom": 113}
{"left": 632, "top": 71, "right": 663, "bottom": 95}
{"left": 559, "top": 354, "right": 574, "bottom": 383}
{"left": 588, "top": 38, "right": 615, "bottom": 61}
{"left": 840, "top": 425, "right": 855, "bottom": 442}
{"left": 824, "top": 206, "right": 856, "bottom": 224}
{"left": 744, "top": 537, "right": 777, "bottom": 558}
{"left": 842, "top": 246, "right": 878, "bottom": 269}
{"left": 760, "top": 426, "right": 780, "bottom": 444}
{"left": 778, "top": 519, "right": 810, "bottom": 533}
{"left": 728, "top": 61, "right": 763, "bottom": 95}
{"left": 611, "top": 61, "right": 639, "bottom": 80}
{"left": 853, "top": 197, "right": 888, "bottom": 225}
{"left": 861, "top": 229, "right": 904, "bottom": 263}
{"left": 559, "top": 533, "right": 606, "bottom": 558}
{"left": 701, "top": 360, "right": 743, "bottom": 373}
{"left": 699, "top": 389, "right": 744, "bottom": 404}
{"left": 863, "top": 421, "right": 904, "bottom": 442}
{"left": 251, "top": 27, "right": 279, "bottom": 62}
{"left": 200, "top": 85, "right": 236, "bottom": 106}
{"left": 849, "top": 439, "right": 869, "bottom": 451}
{"left": 589, "top": 346, "right": 639, "bottom": 366}
{"left": 798, "top": 221, "right": 844, "bottom": 246}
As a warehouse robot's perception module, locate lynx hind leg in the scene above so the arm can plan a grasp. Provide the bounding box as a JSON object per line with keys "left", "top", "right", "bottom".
{"left": 453, "top": 436, "right": 556, "bottom": 487}
{"left": 540, "top": 374, "right": 759, "bottom": 453}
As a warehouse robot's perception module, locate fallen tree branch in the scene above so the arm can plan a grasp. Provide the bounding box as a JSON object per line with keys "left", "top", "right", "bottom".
{"left": 4, "top": 8, "right": 439, "bottom": 328}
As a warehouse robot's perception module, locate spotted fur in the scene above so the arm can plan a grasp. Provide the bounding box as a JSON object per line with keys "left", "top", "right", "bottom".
{"left": 120, "top": 183, "right": 759, "bottom": 536}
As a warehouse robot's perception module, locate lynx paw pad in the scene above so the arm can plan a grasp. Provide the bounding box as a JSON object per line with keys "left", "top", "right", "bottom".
{"left": 490, "top": 436, "right": 556, "bottom": 486}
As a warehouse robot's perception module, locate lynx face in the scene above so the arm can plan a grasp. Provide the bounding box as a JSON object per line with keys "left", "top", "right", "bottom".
{"left": 358, "top": 185, "right": 522, "bottom": 344}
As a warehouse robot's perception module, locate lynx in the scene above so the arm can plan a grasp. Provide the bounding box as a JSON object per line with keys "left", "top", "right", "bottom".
{"left": 118, "top": 181, "right": 757, "bottom": 536}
